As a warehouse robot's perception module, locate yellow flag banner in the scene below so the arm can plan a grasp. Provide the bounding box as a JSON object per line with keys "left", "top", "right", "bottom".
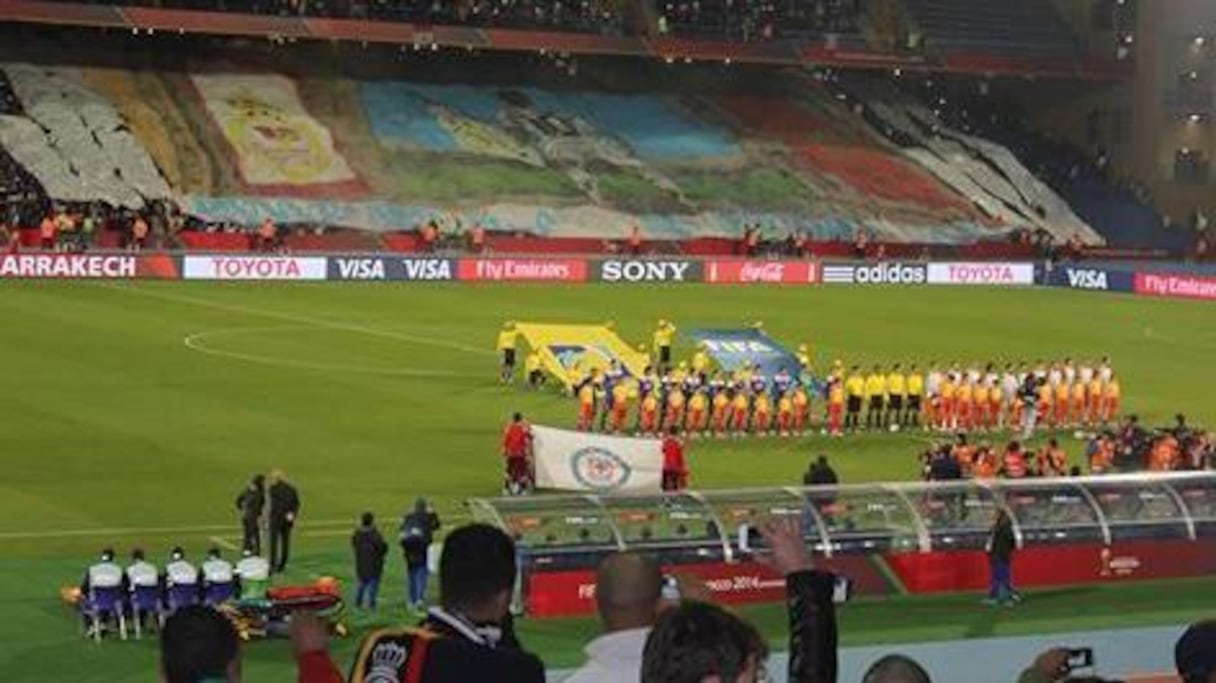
{"left": 515, "top": 323, "right": 649, "bottom": 388}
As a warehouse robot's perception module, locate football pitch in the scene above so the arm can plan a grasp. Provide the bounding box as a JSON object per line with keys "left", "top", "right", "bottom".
{"left": 0, "top": 280, "right": 1213, "bottom": 681}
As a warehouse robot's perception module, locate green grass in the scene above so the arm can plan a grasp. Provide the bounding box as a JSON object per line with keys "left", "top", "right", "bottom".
{"left": 0, "top": 282, "right": 1213, "bottom": 681}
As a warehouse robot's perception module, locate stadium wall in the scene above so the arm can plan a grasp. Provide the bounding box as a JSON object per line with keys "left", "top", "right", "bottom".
{"left": 3, "top": 253, "right": 1215, "bottom": 301}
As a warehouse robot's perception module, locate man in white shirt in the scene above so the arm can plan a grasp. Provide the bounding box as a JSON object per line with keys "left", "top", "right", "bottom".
{"left": 564, "top": 553, "right": 663, "bottom": 683}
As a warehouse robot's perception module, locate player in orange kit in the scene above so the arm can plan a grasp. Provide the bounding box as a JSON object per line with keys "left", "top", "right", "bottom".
{"left": 1052, "top": 378, "right": 1069, "bottom": 428}
{"left": 711, "top": 388, "right": 731, "bottom": 438}
{"left": 610, "top": 381, "right": 631, "bottom": 434}
{"left": 731, "top": 386, "right": 750, "bottom": 437}
{"left": 1070, "top": 378, "right": 1087, "bottom": 428}
{"left": 576, "top": 378, "right": 596, "bottom": 432}
{"left": 686, "top": 389, "right": 708, "bottom": 436}
{"left": 776, "top": 391, "right": 794, "bottom": 437}
{"left": 1103, "top": 374, "right": 1121, "bottom": 425}
{"left": 938, "top": 374, "right": 957, "bottom": 432}
{"left": 792, "top": 384, "right": 810, "bottom": 435}
{"left": 752, "top": 391, "right": 773, "bottom": 436}
{"left": 1037, "top": 379, "right": 1053, "bottom": 428}
{"left": 639, "top": 391, "right": 660, "bottom": 436}
{"left": 665, "top": 386, "right": 687, "bottom": 435}
{"left": 973, "top": 380, "right": 989, "bottom": 432}
{"left": 826, "top": 378, "right": 845, "bottom": 437}
{"left": 1087, "top": 374, "right": 1104, "bottom": 426}
{"left": 956, "top": 379, "right": 974, "bottom": 432}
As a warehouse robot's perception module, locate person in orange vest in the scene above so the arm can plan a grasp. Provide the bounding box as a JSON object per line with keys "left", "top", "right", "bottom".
{"left": 972, "top": 443, "right": 998, "bottom": 479}
{"left": 39, "top": 212, "right": 56, "bottom": 251}
{"left": 710, "top": 388, "right": 730, "bottom": 439}
{"left": 258, "top": 217, "right": 278, "bottom": 253}
{"left": 609, "top": 381, "right": 631, "bottom": 435}
{"left": 665, "top": 385, "right": 687, "bottom": 436}
{"left": 1036, "top": 438, "right": 1068, "bottom": 477}
{"left": 1088, "top": 434, "right": 1115, "bottom": 474}
{"left": 1052, "top": 379, "right": 1070, "bottom": 429}
{"left": 420, "top": 220, "right": 438, "bottom": 253}
{"left": 752, "top": 390, "right": 772, "bottom": 436}
{"left": 792, "top": 385, "right": 810, "bottom": 435}
{"left": 1001, "top": 441, "right": 1028, "bottom": 479}
{"left": 469, "top": 222, "right": 487, "bottom": 254}
{"left": 576, "top": 376, "right": 597, "bottom": 432}
{"left": 627, "top": 223, "right": 642, "bottom": 255}
{"left": 1069, "top": 379, "right": 1087, "bottom": 428}
{"left": 131, "top": 214, "right": 150, "bottom": 252}
{"left": 639, "top": 391, "right": 660, "bottom": 437}
{"left": 730, "top": 386, "right": 750, "bottom": 438}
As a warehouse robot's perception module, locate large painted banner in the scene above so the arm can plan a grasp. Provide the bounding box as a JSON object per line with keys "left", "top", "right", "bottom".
{"left": 531, "top": 425, "right": 662, "bottom": 495}
{"left": 191, "top": 74, "right": 360, "bottom": 194}
{"left": 514, "top": 323, "right": 649, "bottom": 386}
{"left": 685, "top": 328, "right": 802, "bottom": 379}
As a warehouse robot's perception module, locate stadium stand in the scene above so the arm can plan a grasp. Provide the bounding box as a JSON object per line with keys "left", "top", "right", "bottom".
{"left": 902, "top": 0, "right": 1078, "bottom": 57}
{"left": 657, "top": 0, "right": 862, "bottom": 42}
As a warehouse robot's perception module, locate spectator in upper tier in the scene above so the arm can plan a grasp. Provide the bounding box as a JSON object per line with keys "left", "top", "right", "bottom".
{"left": 160, "top": 606, "right": 241, "bottom": 683}
{"left": 565, "top": 553, "right": 663, "bottom": 683}
{"left": 258, "top": 217, "right": 278, "bottom": 253}
{"left": 294, "top": 523, "right": 544, "bottom": 683}
{"left": 352, "top": 512, "right": 388, "bottom": 610}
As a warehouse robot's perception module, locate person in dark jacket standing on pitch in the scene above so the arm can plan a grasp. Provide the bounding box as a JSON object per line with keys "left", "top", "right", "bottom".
{"left": 352, "top": 512, "right": 388, "bottom": 611}
{"left": 268, "top": 470, "right": 300, "bottom": 574}
{"left": 235, "top": 474, "right": 265, "bottom": 555}
{"left": 985, "top": 509, "right": 1019, "bottom": 606}
{"left": 400, "top": 498, "right": 441, "bottom": 611}
{"left": 803, "top": 455, "right": 838, "bottom": 486}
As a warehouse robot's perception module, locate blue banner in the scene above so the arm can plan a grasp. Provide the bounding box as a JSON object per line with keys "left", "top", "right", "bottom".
{"left": 1045, "top": 265, "right": 1134, "bottom": 293}
{"left": 686, "top": 328, "right": 802, "bottom": 379}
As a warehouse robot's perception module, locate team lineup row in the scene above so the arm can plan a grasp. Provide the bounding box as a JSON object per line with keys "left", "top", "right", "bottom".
{"left": 553, "top": 358, "right": 1123, "bottom": 437}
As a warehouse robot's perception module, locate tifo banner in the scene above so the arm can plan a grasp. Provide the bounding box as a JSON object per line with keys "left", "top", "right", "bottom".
{"left": 183, "top": 255, "right": 327, "bottom": 281}
{"left": 328, "top": 257, "right": 456, "bottom": 281}
{"left": 593, "top": 259, "right": 703, "bottom": 283}
{"left": 705, "top": 259, "right": 819, "bottom": 284}
{"left": 821, "top": 261, "right": 927, "bottom": 285}
{"left": 514, "top": 323, "right": 650, "bottom": 385}
{"left": 190, "top": 74, "right": 361, "bottom": 194}
{"left": 686, "top": 328, "right": 802, "bottom": 378}
{"left": 459, "top": 258, "right": 587, "bottom": 282}
{"left": 531, "top": 425, "right": 662, "bottom": 495}
{"left": 1045, "top": 266, "right": 1134, "bottom": 293}
{"left": 926, "top": 262, "right": 1034, "bottom": 285}
{"left": 1133, "top": 272, "right": 1216, "bottom": 301}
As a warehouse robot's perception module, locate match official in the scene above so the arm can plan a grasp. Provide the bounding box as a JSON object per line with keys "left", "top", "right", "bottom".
{"left": 268, "top": 471, "right": 301, "bottom": 574}
{"left": 235, "top": 474, "right": 265, "bottom": 556}
{"left": 497, "top": 322, "right": 518, "bottom": 384}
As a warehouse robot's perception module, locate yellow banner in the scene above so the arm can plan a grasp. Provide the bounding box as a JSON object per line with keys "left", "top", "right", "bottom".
{"left": 515, "top": 323, "right": 649, "bottom": 387}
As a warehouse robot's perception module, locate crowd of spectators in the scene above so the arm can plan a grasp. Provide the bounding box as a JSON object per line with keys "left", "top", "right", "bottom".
{"left": 658, "top": 0, "right": 861, "bottom": 42}
{"left": 136, "top": 517, "right": 1216, "bottom": 683}
{"left": 62, "top": 0, "right": 625, "bottom": 33}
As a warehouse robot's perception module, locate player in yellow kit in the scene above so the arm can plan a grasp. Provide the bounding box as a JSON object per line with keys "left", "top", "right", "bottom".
{"left": 864, "top": 365, "right": 887, "bottom": 431}
{"left": 905, "top": 365, "right": 924, "bottom": 429}
{"left": 885, "top": 364, "right": 906, "bottom": 430}
{"left": 653, "top": 320, "right": 676, "bottom": 372}
{"left": 844, "top": 366, "right": 865, "bottom": 433}
{"left": 691, "top": 344, "right": 712, "bottom": 383}
{"left": 496, "top": 322, "right": 518, "bottom": 384}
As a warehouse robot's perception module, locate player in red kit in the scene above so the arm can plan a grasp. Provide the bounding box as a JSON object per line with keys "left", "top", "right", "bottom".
{"left": 661, "top": 427, "right": 687, "bottom": 492}
{"left": 501, "top": 412, "right": 533, "bottom": 495}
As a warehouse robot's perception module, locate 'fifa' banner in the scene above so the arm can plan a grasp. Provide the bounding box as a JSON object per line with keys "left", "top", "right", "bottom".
{"left": 531, "top": 425, "right": 662, "bottom": 494}
{"left": 686, "top": 328, "right": 801, "bottom": 379}
{"left": 514, "top": 323, "right": 650, "bottom": 387}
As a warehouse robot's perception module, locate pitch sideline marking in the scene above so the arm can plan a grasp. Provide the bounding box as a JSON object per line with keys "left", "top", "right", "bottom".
{"left": 208, "top": 535, "right": 240, "bottom": 551}
{"left": 183, "top": 325, "right": 472, "bottom": 378}
{"left": 98, "top": 282, "right": 495, "bottom": 357}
